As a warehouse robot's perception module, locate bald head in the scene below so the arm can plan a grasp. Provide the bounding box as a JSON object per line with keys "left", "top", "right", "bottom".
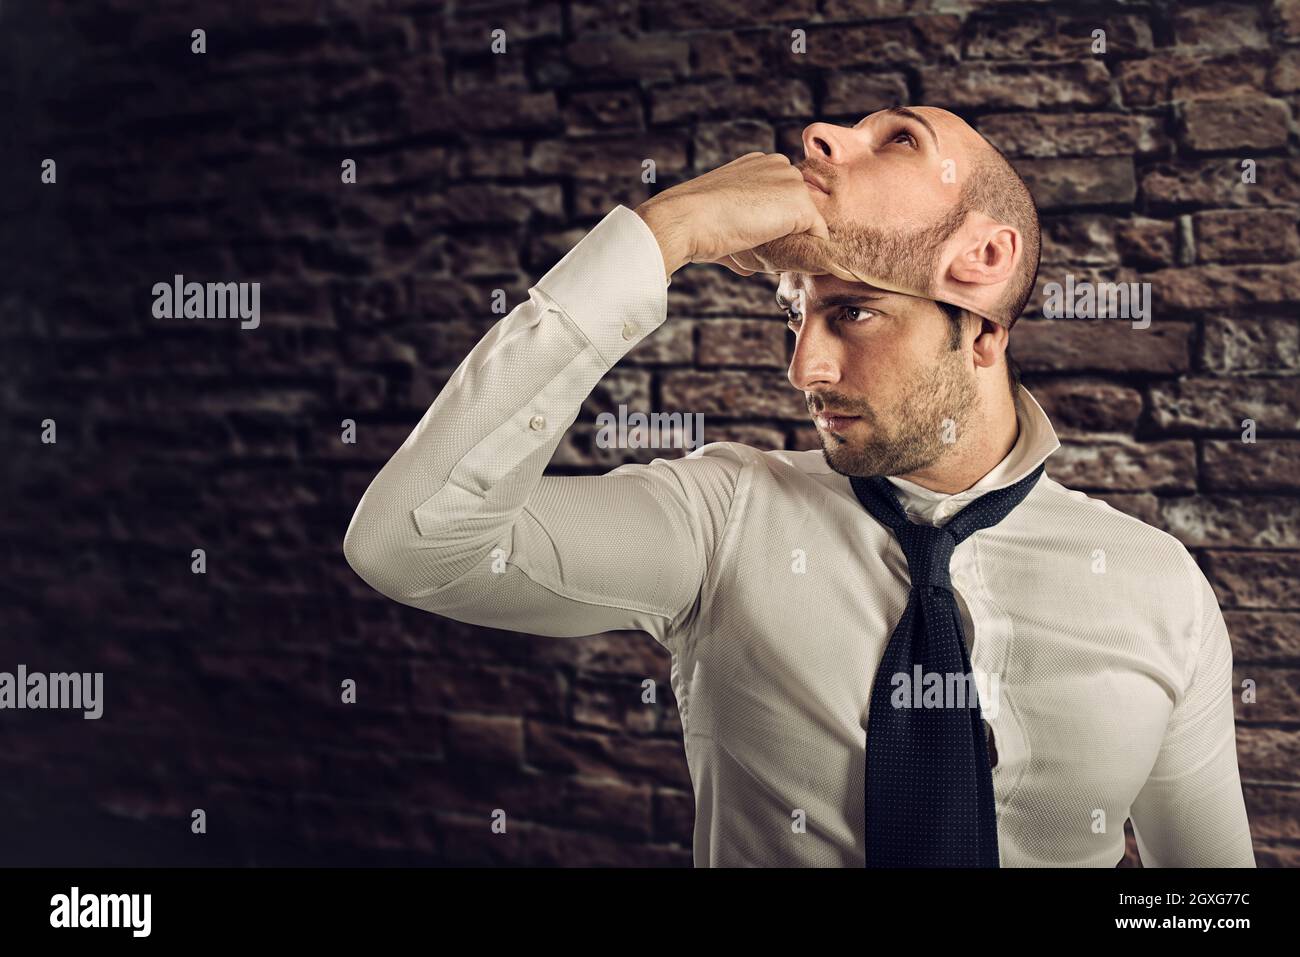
{"left": 949, "top": 134, "right": 1042, "bottom": 325}
{"left": 750, "top": 105, "right": 1042, "bottom": 328}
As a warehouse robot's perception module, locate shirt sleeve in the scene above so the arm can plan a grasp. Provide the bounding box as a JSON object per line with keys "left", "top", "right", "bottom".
{"left": 1128, "top": 553, "right": 1257, "bottom": 866}
{"left": 342, "top": 204, "right": 744, "bottom": 649}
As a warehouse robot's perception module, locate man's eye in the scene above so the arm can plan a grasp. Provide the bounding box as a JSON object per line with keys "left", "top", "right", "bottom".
{"left": 836, "top": 306, "right": 874, "bottom": 323}
{"left": 784, "top": 308, "right": 802, "bottom": 327}
{"left": 892, "top": 129, "right": 917, "bottom": 148}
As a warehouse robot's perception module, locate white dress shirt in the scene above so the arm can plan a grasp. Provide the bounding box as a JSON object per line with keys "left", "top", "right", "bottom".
{"left": 344, "top": 204, "right": 1256, "bottom": 868}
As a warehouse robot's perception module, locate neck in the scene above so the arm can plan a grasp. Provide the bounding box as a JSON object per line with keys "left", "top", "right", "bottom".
{"left": 897, "top": 387, "right": 1021, "bottom": 495}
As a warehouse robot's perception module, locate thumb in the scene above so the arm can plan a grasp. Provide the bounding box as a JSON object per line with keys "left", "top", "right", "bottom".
{"left": 804, "top": 208, "right": 831, "bottom": 242}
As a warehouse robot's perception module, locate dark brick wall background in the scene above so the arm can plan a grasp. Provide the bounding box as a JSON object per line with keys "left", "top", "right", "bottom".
{"left": 0, "top": 0, "right": 1297, "bottom": 867}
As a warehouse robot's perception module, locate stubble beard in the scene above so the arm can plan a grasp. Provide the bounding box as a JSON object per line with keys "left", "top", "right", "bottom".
{"left": 754, "top": 196, "right": 970, "bottom": 297}
{"left": 818, "top": 345, "right": 980, "bottom": 479}
{"left": 768, "top": 198, "right": 981, "bottom": 477}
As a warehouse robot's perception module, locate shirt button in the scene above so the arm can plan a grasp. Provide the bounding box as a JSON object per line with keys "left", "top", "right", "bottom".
{"left": 529, "top": 414, "right": 546, "bottom": 431}
{"left": 621, "top": 320, "right": 637, "bottom": 340}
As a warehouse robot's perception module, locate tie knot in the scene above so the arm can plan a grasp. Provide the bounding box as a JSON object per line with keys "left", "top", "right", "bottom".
{"left": 898, "top": 523, "right": 955, "bottom": 591}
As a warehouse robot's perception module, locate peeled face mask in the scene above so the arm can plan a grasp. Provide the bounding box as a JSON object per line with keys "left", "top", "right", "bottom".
{"left": 735, "top": 211, "right": 1007, "bottom": 328}
{"left": 737, "top": 229, "right": 946, "bottom": 304}
{"left": 723, "top": 232, "right": 917, "bottom": 294}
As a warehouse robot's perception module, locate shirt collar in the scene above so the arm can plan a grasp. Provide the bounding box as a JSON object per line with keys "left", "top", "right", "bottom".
{"left": 884, "top": 385, "right": 1060, "bottom": 511}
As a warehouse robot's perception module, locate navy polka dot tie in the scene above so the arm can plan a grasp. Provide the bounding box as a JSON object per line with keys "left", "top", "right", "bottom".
{"left": 849, "top": 463, "right": 1046, "bottom": 867}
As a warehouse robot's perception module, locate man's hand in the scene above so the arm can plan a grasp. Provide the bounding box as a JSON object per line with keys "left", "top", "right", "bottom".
{"left": 634, "top": 152, "right": 854, "bottom": 281}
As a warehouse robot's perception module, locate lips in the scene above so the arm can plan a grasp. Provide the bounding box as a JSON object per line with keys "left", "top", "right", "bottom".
{"left": 801, "top": 172, "right": 829, "bottom": 195}
{"left": 814, "top": 414, "right": 860, "bottom": 431}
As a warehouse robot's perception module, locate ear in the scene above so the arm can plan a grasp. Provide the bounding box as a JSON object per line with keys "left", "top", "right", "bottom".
{"left": 970, "top": 317, "right": 1009, "bottom": 372}
{"left": 947, "top": 215, "right": 1019, "bottom": 287}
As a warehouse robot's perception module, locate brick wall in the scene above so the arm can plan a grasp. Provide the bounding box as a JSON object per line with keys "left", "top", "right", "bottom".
{"left": 0, "top": 0, "right": 1296, "bottom": 866}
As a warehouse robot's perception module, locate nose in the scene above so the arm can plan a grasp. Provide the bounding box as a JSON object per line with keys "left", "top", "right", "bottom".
{"left": 787, "top": 318, "right": 843, "bottom": 393}
{"left": 801, "top": 122, "right": 861, "bottom": 166}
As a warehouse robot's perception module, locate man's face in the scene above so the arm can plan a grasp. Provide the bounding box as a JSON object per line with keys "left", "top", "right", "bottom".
{"left": 755, "top": 106, "right": 979, "bottom": 302}
{"left": 779, "top": 272, "right": 979, "bottom": 479}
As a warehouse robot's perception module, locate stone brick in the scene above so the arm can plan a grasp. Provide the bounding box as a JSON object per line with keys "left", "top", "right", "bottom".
{"left": 411, "top": 662, "right": 566, "bottom": 719}
{"left": 1040, "top": 214, "right": 1119, "bottom": 266}
{"left": 1282, "top": 0, "right": 1300, "bottom": 41}
{"left": 612, "top": 316, "right": 695, "bottom": 366}
{"left": 669, "top": 266, "right": 785, "bottom": 317}
{"left": 693, "top": 120, "right": 776, "bottom": 170}
{"left": 1255, "top": 844, "right": 1300, "bottom": 867}
{"left": 1116, "top": 51, "right": 1272, "bottom": 107}
{"left": 1202, "top": 317, "right": 1300, "bottom": 373}
{"left": 650, "top": 77, "right": 814, "bottom": 125}
{"left": 1025, "top": 379, "right": 1144, "bottom": 433}
{"left": 1050, "top": 437, "right": 1196, "bottom": 492}
{"left": 1204, "top": 439, "right": 1300, "bottom": 492}
{"left": 527, "top": 134, "right": 688, "bottom": 178}
{"left": 1149, "top": 263, "right": 1300, "bottom": 313}
{"left": 1012, "top": 318, "right": 1192, "bottom": 375}
{"left": 1024, "top": 266, "right": 1145, "bottom": 319}
{"left": 525, "top": 722, "right": 692, "bottom": 789}
{"left": 1114, "top": 216, "right": 1179, "bottom": 268}
{"left": 823, "top": 72, "right": 910, "bottom": 117}
{"left": 562, "top": 776, "right": 655, "bottom": 839}
{"left": 572, "top": 677, "right": 658, "bottom": 734}
{"left": 1243, "top": 785, "right": 1300, "bottom": 843}
{"left": 1203, "top": 549, "right": 1300, "bottom": 608}
{"left": 689, "top": 30, "right": 778, "bottom": 79}
{"left": 662, "top": 369, "right": 806, "bottom": 420}
{"left": 439, "top": 815, "right": 689, "bottom": 866}
{"left": 1178, "top": 97, "right": 1292, "bottom": 152}
{"left": 547, "top": 35, "right": 691, "bottom": 85}
{"left": 1150, "top": 378, "right": 1300, "bottom": 431}
{"left": 1158, "top": 496, "right": 1300, "bottom": 548}
{"left": 802, "top": 18, "right": 962, "bottom": 69}
{"left": 697, "top": 318, "right": 787, "bottom": 368}
{"left": 571, "top": 0, "right": 638, "bottom": 34}
{"left": 647, "top": 0, "right": 818, "bottom": 29}
{"left": 979, "top": 112, "right": 1164, "bottom": 158}
{"left": 1272, "top": 49, "right": 1300, "bottom": 94}
{"left": 429, "top": 184, "right": 564, "bottom": 226}
{"left": 423, "top": 91, "right": 561, "bottom": 134}
{"left": 1140, "top": 157, "right": 1300, "bottom": 208}
{"left": 1225, "top": 612, "right": 1300, "bottom": 660}
{"left": 654, "top": 788, "right": 696, "bottom": 845}
{"left": 1173, "top": 3, "right": 1270, "bottom": 52}
{"left": 563, "top": 87, "right": 645, "bottom": 133}
{"left": 569, "top": 632, "right": 673, "bottom": 677}
{"left": 1017, "top": 157, "right": 1137, "bottom": 210}
{"left": 1193, "top": 210, "right": 1300, "bottom": 263}
{"left": 1232, "top": 667, "right": 1300, "bottom": 722}
{"left": 920, "top": 61, "right": 1112, "bottom": 110}
{"left": 573, "top": 180, "right": 655, "bottom": 218}
{"left": 444, "top": 713, "right": 525, "bottom": 767}
{"left": 963, "top": 12, "right": 1152, "bottom": 60}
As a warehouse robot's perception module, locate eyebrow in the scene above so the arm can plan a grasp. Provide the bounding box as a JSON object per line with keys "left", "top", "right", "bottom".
{"left": 879, "top": 107, "right": 939, "bottom": 151}
{"left": 775, "top": 290, "right": 885, "bottom": 311}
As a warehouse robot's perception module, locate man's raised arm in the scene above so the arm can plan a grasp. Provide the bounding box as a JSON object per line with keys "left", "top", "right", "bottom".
{"left": 343, "top": 153, "right": 832, "bottom": 642}
{"left": 342, "top": 204, "right": 740, "bottom": 645}
{"left": 343, "top": 153, "right": 829, "bottom": 644}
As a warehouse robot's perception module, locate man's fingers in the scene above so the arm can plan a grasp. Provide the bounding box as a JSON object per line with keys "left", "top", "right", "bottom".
{"left": 804, "top": 205, "right": 831, "bottom": 242}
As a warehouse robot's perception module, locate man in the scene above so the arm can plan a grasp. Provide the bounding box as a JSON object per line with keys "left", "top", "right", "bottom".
{"left": 343, "top": 107, "right": 1255, "bottom": 868}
